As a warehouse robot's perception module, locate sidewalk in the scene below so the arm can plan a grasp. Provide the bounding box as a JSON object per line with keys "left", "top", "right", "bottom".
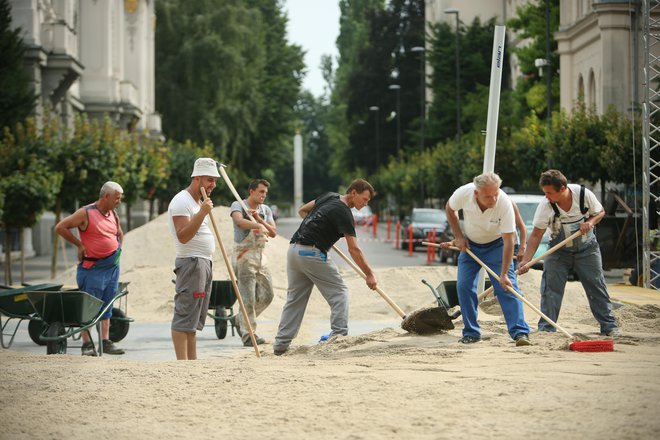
{"left": 2, "top": 245, "right": 78, "bottom": 286}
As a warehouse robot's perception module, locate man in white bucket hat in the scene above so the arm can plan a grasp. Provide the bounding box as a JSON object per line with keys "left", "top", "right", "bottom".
{"left": 167, "top": 158, "right": 220, "bottom": 360}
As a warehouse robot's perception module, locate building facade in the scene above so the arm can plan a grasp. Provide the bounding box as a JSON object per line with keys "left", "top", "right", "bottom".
{"left": 426, "top": 0, "right": 647, "bottom": 115}
{"left": 5, "top": 0, "right": 160, "bottom": 259}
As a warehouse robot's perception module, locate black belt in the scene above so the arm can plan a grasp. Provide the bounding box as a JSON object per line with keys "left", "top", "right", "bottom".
{"left": 467, "top": 237, "right": 503, "bottom": 248}
{"left": 82, "top": 248, "right": 119, "bottom": 262}
{"left": 291, "top": 241, "right": 316, "bottom": 247}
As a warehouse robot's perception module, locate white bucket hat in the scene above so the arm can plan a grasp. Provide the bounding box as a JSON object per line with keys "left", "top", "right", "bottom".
{"left": 191, "top": 158, "right": 220, "bottom": 178}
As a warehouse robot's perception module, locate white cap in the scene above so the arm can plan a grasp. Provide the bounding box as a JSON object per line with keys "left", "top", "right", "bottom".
{"left": 191, "top": 158, "right": 220, "bottom": 178}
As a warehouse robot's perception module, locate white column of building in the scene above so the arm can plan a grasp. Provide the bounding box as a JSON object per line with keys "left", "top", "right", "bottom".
{"left": 79, "top": 0, "right": 120, "bottom": 106}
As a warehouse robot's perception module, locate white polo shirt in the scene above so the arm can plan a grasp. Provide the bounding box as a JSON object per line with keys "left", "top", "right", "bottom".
{"left": 448, "top": 183, "right": 515, "bottom": 244}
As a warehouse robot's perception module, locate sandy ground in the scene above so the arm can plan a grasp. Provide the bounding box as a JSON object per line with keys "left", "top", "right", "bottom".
{"left": 2, "top": 207, "right": 660, "bottom": 439}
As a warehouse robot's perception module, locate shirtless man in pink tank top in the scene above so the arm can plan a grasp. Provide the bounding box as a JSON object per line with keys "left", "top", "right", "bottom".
{"left": 56, "top": 181, "right": 125, "bottom": 356}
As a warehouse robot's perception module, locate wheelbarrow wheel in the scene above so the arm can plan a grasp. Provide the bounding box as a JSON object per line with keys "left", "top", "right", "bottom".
{"left": 214, "top": 307, "right": 228, "bottom": 339}
{"left": 46, "top": 322, "right": 67, "bottom": 355}
{"left": 109, "top": 307, "right": 130, "bottom": 342}
{"left": 28, "top": 319, "right": 47, "bottom": 346}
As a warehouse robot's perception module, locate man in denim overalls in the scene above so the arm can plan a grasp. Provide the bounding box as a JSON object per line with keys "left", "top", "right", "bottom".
{"left": 519, "top": 170, "right": 619, "bottom": 336}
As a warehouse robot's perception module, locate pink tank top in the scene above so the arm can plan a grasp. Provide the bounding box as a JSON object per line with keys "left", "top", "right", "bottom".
{"left": 79, "top": 204, "right": 119, "bottom": 259}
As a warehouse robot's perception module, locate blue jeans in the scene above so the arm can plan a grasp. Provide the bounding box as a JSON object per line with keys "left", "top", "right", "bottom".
{"left": 456, "top": 239, "right": 530, "bottom": 340}
{"left": 77, "top": 258, "right": 120, "bottom": 320}
{"left": 539, "top": 236, "right": 617, "bottom": 333}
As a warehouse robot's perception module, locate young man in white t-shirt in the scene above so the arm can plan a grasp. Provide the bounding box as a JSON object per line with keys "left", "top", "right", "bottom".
{"left": 444, "top": 172, "right": 531, "bottom": 346}
{"left": 519, "top": 169, "right": 619, "bottom": 336}
{"left": 167, "top": 158, "right": 219, "bottom": 360}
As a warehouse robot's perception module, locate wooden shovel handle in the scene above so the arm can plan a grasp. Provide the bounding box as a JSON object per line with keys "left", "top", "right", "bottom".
{"left": 331, "top": 245, "right": 406, "bottom": 318}
{"left": 462, "top": 246, "right": 573, "bottom": 339}
{"left": 201, "top": 187, "right": 261, "bottom": 357}
{"left": 423, "top": 229, "right": 584, "bottom": 301}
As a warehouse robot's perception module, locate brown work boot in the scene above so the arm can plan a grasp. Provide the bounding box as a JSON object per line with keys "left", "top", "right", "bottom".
{"left": 102, "top": 339, "right": 125, "bottom": 355}
{"left": 81, "top": 341, "right": 97, "bottom": 357}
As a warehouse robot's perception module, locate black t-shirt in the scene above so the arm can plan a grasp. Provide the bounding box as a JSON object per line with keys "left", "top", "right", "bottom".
{"left": 290, "top": 192, "right": 356, "bottom": 253}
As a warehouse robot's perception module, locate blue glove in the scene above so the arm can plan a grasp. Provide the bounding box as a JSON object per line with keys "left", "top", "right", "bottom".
{"left": 318, "top": 332, "right": 331, "bottom": 343}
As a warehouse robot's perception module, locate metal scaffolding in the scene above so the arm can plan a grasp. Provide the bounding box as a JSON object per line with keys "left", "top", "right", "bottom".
{"left": 643, "top": 0, "right": 660, "bottom": 290}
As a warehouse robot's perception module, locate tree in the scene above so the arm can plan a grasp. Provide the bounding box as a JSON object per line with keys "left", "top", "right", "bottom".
{"left": 0, "top": 120, "right": 62, "bottom": 284}
{"left": 427, "top": 17, "right": 510, "bottom": 144}
{"left": 0, "top": 0, "right": 37, "bottom": 133}
{"left": 156, "top": 0, "right": 304, "bottom": 186}
{"left": 506, "top": 0, "right": 560, "bottom": 119}
{"left": 293, "top": 91, "right": 342, "bottom": 201}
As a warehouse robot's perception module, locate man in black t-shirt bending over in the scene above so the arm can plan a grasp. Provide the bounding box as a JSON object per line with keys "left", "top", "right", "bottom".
{"left": 273, "top": 179, "right": 378, "bottom": 355}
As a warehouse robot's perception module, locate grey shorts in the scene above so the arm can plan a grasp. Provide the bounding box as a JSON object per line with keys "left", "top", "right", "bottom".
{"left": 171, "top": 257, "right": 212, "bottom": 333}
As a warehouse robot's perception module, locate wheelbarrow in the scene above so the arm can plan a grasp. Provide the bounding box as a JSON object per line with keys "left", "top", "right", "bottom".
{"left": 0, "top": 283, "right": 64, "bottom": 349}
{"left": 421, "top": 279, "right": 493, "bottom": 320}
{"left": 207, "top": 280, "right": 238, "bottom": 339}
{"left": 22, "top": 282, "right": 132, "bottom": 347}
{"left": 25, "top": 287, "right": 129, "bottom": 355}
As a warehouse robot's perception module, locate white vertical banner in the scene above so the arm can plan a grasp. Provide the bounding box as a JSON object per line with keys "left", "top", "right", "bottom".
{"left": 294, "top": 131, "right": 303, "bottom": 210}
{"left": 483, "top": 25, "right": 506, "bottom": 173}
{"left": 479, "top": 25, "right": 506, "bottom": 292}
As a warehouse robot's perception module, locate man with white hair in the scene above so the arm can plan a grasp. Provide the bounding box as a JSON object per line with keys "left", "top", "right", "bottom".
{"left": 443, "top": 172, "right": 531, "bottom": 346}
{"left": 55, "top": 181, "right": 125, "bottom": 356}
{"left": 167, "top": 158, "right": 218, "bottom": 360}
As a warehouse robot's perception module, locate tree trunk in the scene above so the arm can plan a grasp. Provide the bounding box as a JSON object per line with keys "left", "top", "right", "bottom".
{"left": 149, "top": 198, "right": 155, "bottom": 221}
{"left": 4, "top": 229, "right": 12, "bottom": 285}
{"left": 50, "top": 198, "right": 62, "bottom": 279}
{"left": 20, "top": 229, "right": 25, "bottom": 285}
{"left": 126, "top": 204, "right": 132, "bottom": 231}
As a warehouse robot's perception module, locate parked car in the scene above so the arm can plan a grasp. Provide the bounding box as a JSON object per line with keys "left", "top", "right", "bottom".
{"left": 508, "top": 193, "right": 551, "bottom": 268}
{"left": 351, "top": 205, "right": 373, "bottom": 225}
{"left": 400, "top": 208, "right": 450, "bottom": 251}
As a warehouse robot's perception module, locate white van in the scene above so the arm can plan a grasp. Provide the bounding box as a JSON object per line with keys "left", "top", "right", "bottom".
{"left": 508, "top": 193, "right": 551, "bottom": 268}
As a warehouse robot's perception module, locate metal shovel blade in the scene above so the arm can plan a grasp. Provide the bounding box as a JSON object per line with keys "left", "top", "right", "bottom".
{"left": 401, "top": 306, "right": 455, "bottom": 334}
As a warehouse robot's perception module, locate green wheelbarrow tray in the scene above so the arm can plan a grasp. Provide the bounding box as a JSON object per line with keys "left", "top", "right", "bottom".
{"left": 421, "top": 279, "right": 492, "bottom": 319}
{"left": 207, "top": 280, "right": 238, "bottom": 340}
{"left": 0, "top": 283, "right": 63, "bottom": 349}
{"left": 25, "top": 288, "right": 128, "bottom": 355}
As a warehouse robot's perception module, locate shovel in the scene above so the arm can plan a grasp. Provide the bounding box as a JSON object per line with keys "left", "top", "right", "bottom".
{"left": 201, "top": 187, "right": 261, "bottom": 358}
{"left": 459, "top": 245, "right": 613, "bottom": 352}
{"left": 331, "top": 245, "right": 455, "bottom": 334}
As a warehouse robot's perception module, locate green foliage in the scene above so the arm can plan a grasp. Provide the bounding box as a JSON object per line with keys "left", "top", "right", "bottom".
{"left": 156, "top": 0, "right": 304, "bottom": 181}
{"left": 547, "top": 106, "right": 607, "bottom": 185}
{"left": 427, "top": 17, "right": 509, "bottom": 144}
{"left": 293, "top": 91, "right": 343, "bottom": 201}
{"left": 0, "top": 120, "right": 62, "bottom": 229}
{"left": 506, "top": 0, "right": 560, "bottom": 118}
{"left": 48, "top": 115, "right": 122, "bottom": 213}
{"left": 600, "top": 108, "right": 642, "bottom": 186}
{"left": 154, "top": 140, "right": 215, "bottom": 209}
{"left": 0, "top": 0, "right": 37, "bottom": 133}
{"left": 329, "top": 0, "right": 425, "bottom": 176}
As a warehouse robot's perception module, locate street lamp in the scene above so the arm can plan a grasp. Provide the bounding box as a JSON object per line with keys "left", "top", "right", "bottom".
{"left": 388, "top": 84, "right": 401, "bottom": 160}
{"left": 444, "top": 8, "right": 461, "bottom": 143}
{"left": 369, "top": 105, "right": 380, "bottom": 171}
{"left": 410, "top": 47, "right": 425, "bottom": 153}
